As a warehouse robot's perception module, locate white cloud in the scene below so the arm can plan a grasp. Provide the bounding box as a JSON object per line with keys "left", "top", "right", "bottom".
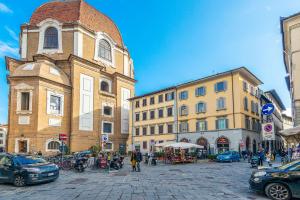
{"left": 5, "top": 26, "right": 18, "bottom": 41}
{"left": 0, "top": 2, "right": 12, "bottom": 13}
{"left": 0, "top": 41, "right": 18, "bottom": 57}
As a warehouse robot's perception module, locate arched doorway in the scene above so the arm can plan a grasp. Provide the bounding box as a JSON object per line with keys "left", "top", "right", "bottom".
{"left": 252, "top": 139, "right": 257, "bottom": 154}
{"left": 216, "top": 137, "right": 229, "bottom": 153}
{"left": 197, "top": 137, "right": 208, "bottom": 159}
{"left": 180, "top": 138, "right": 189, "bottom": 143}
{"left": 246, "top": 137, "right": 250, "bottom": 151}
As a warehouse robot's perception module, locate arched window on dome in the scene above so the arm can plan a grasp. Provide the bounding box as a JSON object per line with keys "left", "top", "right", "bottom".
{"left": 98, "top": 39, "right": 112, "bottom": 61}
{"left": 44, "top": 27, "right": 58, "bottom": 49}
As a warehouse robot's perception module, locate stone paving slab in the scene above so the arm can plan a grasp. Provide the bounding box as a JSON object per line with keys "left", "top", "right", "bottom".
{"left": 0, "top": 160, "right": 270, "bottom": 200}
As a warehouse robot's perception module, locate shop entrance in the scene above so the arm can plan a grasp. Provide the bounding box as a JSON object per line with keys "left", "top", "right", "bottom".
{"left": 197, "top": 137, "right": 208, "bottom": 158}
{"left": 217, "top": 137, "right": 229, "bottom": 153}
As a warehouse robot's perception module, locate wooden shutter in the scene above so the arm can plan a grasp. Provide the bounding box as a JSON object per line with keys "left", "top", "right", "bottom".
{"left": 225, "top": 119, "right": 229, "bottom": 129}
{"left": 224, "top": 81, "right": 227, "bottom": 91}
{"left": 215, "top": 120, "right": 219, "bottom": 130}
{"left": 204, "top": 121, "right": 207, "bottom": 131}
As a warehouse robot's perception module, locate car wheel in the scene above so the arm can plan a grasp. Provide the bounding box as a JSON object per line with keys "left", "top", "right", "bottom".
{"left": 265, "top": 183, "right": 291, "bottom": 200}
{"left": 14, "top": 175, "right": 26, "bottom": 187}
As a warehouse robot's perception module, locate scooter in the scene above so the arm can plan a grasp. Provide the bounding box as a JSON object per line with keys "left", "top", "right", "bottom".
{"left": 110, "top": 157, "right": 120, "bottom": 170}
{"left": 74, "top": 156, "right": 88, "bottom": 172}
{"left": 118, "top": 156, "right": 124, "bottom": 168}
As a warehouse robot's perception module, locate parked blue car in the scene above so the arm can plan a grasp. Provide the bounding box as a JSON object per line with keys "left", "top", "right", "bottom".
{"left": 217, "top": 151, "right": 240, "bottom": 162}
{"left": 0, "top": 153, "right": 59, "bottom": 186}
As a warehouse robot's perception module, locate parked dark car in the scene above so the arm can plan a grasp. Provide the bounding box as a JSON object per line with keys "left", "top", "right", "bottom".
{"left": 0, "top": 153, "right": 59, "bottom": 187}
{"left": 249, "top": 160, "right": 300, "bottom": 200}
{"left": 216, "top": 151, "right": 240, "bottom": 162}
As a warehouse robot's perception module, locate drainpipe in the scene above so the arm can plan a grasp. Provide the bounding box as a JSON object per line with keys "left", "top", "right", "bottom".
{"left": 174, "top": 88, "right": 179, "bottom": 142}
{"left": 131, "top": 100, "right": 134, "bottom": 151}
{"left": 231, "top": 72, "right": 236, "bottom": 128}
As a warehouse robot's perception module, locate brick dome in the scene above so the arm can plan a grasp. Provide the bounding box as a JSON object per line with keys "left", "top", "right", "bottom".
{"left": 30, "top": 0, "right": 123, "bottom": 47}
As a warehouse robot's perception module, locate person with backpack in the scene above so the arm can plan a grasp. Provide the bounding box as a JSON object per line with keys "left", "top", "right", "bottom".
{"left": 136, "top": 149, "right": 143, "bottom": 172}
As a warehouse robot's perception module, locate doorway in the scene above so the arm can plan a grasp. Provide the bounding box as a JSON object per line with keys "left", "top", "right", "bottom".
{"left": 18, "top": 140, "right": 28, "bottom": 153}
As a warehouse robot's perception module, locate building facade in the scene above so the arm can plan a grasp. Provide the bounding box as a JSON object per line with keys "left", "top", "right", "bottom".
{"left": 281, "top": 13, "right": 300, "bottom": 126}
{"left": 5, "top": 0, "right": 135, "bottom": 155}
{"left": 129, "top": 67, "right": 263, "bottom": 154}
{"left": 0, "top": 125, "right": 7, "bottom": 152}
{"left": 260, "top": 90, "right": 286, "bottom": 151}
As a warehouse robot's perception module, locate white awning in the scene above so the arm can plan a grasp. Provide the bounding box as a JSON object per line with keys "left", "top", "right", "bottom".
{"left": 163, "top": 142, "right": 204, "bottom": 149}
{"left": 280, "top": 125, "right": 300, "bottom": 137}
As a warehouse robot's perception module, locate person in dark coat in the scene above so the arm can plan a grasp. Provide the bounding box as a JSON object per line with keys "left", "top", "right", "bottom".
{"left": 130, "top": 151, "right": 137, "bottom": 172}
{"left": 136, "top": 150, "right": 143, "bottom": 172}
{"left": 257, "top": 147, "right": 265, "bottom": 166}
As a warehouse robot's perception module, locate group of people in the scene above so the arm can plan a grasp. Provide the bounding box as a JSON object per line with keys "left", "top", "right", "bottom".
{"left": 130, "top": 150, "right": 143, "bottom": 172}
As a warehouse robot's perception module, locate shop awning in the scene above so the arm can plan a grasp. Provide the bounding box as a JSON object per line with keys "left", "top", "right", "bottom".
{"left": 163, "top": 142, "right": 204, "bottom": 149}
{"left": 279, "top": 126, "right": 300, "bottom": 143}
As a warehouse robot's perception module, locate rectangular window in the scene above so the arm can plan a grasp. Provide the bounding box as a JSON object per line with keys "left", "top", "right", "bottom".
{"left": 142, "top": 112, "right": 147, "bottom": 120}
{"left": 143, "top": 127, "right": 147, "bottom": 135}
{"left": 251, "top": 101, "right": 255, "bottom": 113}
{"left": 142, "top": 99, "right": 147, "bottom": 106}
{"left": 103, "top": 106, "right": 112, "bottom": 116}
{"left": 179, "top": 91, "right": 188, "bottom": 100}
{"left": 158, "top": 94, "right": 164, "bottom": 103}
{"left": 165, "top": 92, "right": 174, "bottom": 101}
{"left": 158, "top": 109, "right": 164, "bottom": 118}
{"left": 216, "top": 118, "right": 228, "bottom": 130}
{"left": 103, "top": 122, "right": 113, "bottom": 134}
{"left": 135, "top": 101, "right": 140, "bottom": 108}
{"left": 135, "top": 128, "right": 140, "bottom": 136}
{"left": 195, "top": 86, "right": 206, "bottom": 96}
{"left": 0, "top": 133, "right": 2, "bottom": 137}
{"left": 243, "top": 81, "right": 248, "bottom": 92}
{"left": 21, "top": 92, "right": 30, "bottom": 111}
{"left": 217, "top": 98, "right": 226, "bottom": 110}
{"left": 196, "top": 120, "right": 207, "bottom": 131}
{"left": 244, "top": 97, "right": 248, "bottom": 111}
{"left": 158, "top": 125, "right": 164, "bottom": 134}
{"left": 250, "top": 86, "right": 254, "bottom": 96}
{"left": 150, "top": 110, "right": 155, "bottom": 119}
{"left": 214, "top": 81, "right": 227, "bottom": 93}
{"left": 49, "top": 95, "right": 62, "bottom": 115}
{"left": 135, "top": 113, "right": 140, "bottom": 121}
{"left": 0, "top": 140, "right": 2, "bottom": 145}
{"left": 150, "top": 97, "right": 155, "bottom": 105}
{"left": 179, "top": 121, "right": 189, "bottom": 133}
{"left": 167, "top": 107, "right": 173, "bottom": 117}
{"left": 150, "top": 126, "right": 155, "bottom": 135}
{"left": 143, "top": 141, "right": 147, "bottom": 149}
{"left": 167, "top": 124, "right": 173, "bottom": 133}
{"left": 196, "top": 102, "right": 206, "bottom": 113}
{"left": 245, "top": 116, "right": 250, "bottom": 129}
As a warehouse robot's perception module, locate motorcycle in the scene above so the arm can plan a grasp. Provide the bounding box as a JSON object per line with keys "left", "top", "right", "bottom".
{"left": 110, "top": 157, "right": 120, "bottom": 170}
{"left": 73, "top": 156, "right": 88, "bottom": 172}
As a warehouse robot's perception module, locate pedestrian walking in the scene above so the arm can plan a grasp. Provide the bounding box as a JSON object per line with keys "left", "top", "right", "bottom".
{"left": 266, "top": 152, "right": 272, "bottom": 167}
{"left": 136, "top": 149, "right": 143, "bottom": 172}
{"left": 131, "top": 151, "right": 137, "bottom": 172}
{"left": 148, "top": 151, "right": 153, "bottom": 166}
{"left": 258, "top": 147, "right": 265, "bottom": 166}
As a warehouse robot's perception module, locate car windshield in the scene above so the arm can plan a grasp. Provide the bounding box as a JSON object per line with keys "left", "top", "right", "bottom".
{"left": 15, "top": 156, "right": 47, "bottom": 165}
{"left": 221, "top": 152, "right": 231, "bottom": 155}
{"left": 278, "top": 160, "right": 300, "bottom": 170}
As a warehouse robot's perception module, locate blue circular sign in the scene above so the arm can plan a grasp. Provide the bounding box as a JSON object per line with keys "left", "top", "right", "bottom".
{"left": 262, "top": 103, "right": 275, "bottom": 115}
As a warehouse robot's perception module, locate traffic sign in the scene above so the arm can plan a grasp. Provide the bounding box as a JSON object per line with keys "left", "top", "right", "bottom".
{"left": 59, "top": 133, "right": 67, "bottom": 141}
{"left": 102, "top": 134, "right": 108, "bottom": 143}
{"left": 262, "top": 103, "right": 275, "bottom": 115}
{"left": 262, "top": 122, "right": 275, "bottom": 140}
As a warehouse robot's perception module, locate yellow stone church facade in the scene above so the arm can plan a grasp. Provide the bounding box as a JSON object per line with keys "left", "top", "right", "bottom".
{"left": 5, "top": 0, "right": 135, "bottom": 154}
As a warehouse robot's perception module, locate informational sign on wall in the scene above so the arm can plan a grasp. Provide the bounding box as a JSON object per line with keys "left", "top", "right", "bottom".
{"left": 262, "top": 122, "right": 275, "bottom": 140}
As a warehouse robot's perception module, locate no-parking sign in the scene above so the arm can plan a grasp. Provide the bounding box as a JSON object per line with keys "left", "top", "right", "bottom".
{"left": 262, "top": 122, "right": 275, "bottom": 140}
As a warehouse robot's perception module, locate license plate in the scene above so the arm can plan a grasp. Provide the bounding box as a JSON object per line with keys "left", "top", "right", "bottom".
{"left": 48, "top": 172, "right": 54, "bottom": 176}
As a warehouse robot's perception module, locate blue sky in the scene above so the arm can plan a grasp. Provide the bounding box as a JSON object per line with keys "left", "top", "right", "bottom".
{"left": 0, "top": 0, "right": 299, "bottom": 123}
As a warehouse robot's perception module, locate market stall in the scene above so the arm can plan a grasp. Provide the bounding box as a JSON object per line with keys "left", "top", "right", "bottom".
{"left": 163, "top": 142, "right": 204, "bottom": 164}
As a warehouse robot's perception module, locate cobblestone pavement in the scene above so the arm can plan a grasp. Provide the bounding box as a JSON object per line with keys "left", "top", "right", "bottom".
{"left": 0, "top": 160, "right": 270, "bottom": 200}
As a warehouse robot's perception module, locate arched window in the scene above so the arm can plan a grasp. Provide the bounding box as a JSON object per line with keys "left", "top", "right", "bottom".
{"left": 196, "top": 102, "right": 206, "bottom": 113}
{"left": 100, "top": 81, "right": 110, "bottom": 92}
{"left": 180, "top": 138, "right": 189, "bottom": 143}
{"left": 98, "top": 39, "right": 112, "bottom": 61}
{"left": 48, "top": 141, "right": 60, "bottom": 150}
{"left": 44, "top": 27, "right": 58, "bottom": 49}
{"left": 180, "top": 105, "right": 188, "bottom": 116}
